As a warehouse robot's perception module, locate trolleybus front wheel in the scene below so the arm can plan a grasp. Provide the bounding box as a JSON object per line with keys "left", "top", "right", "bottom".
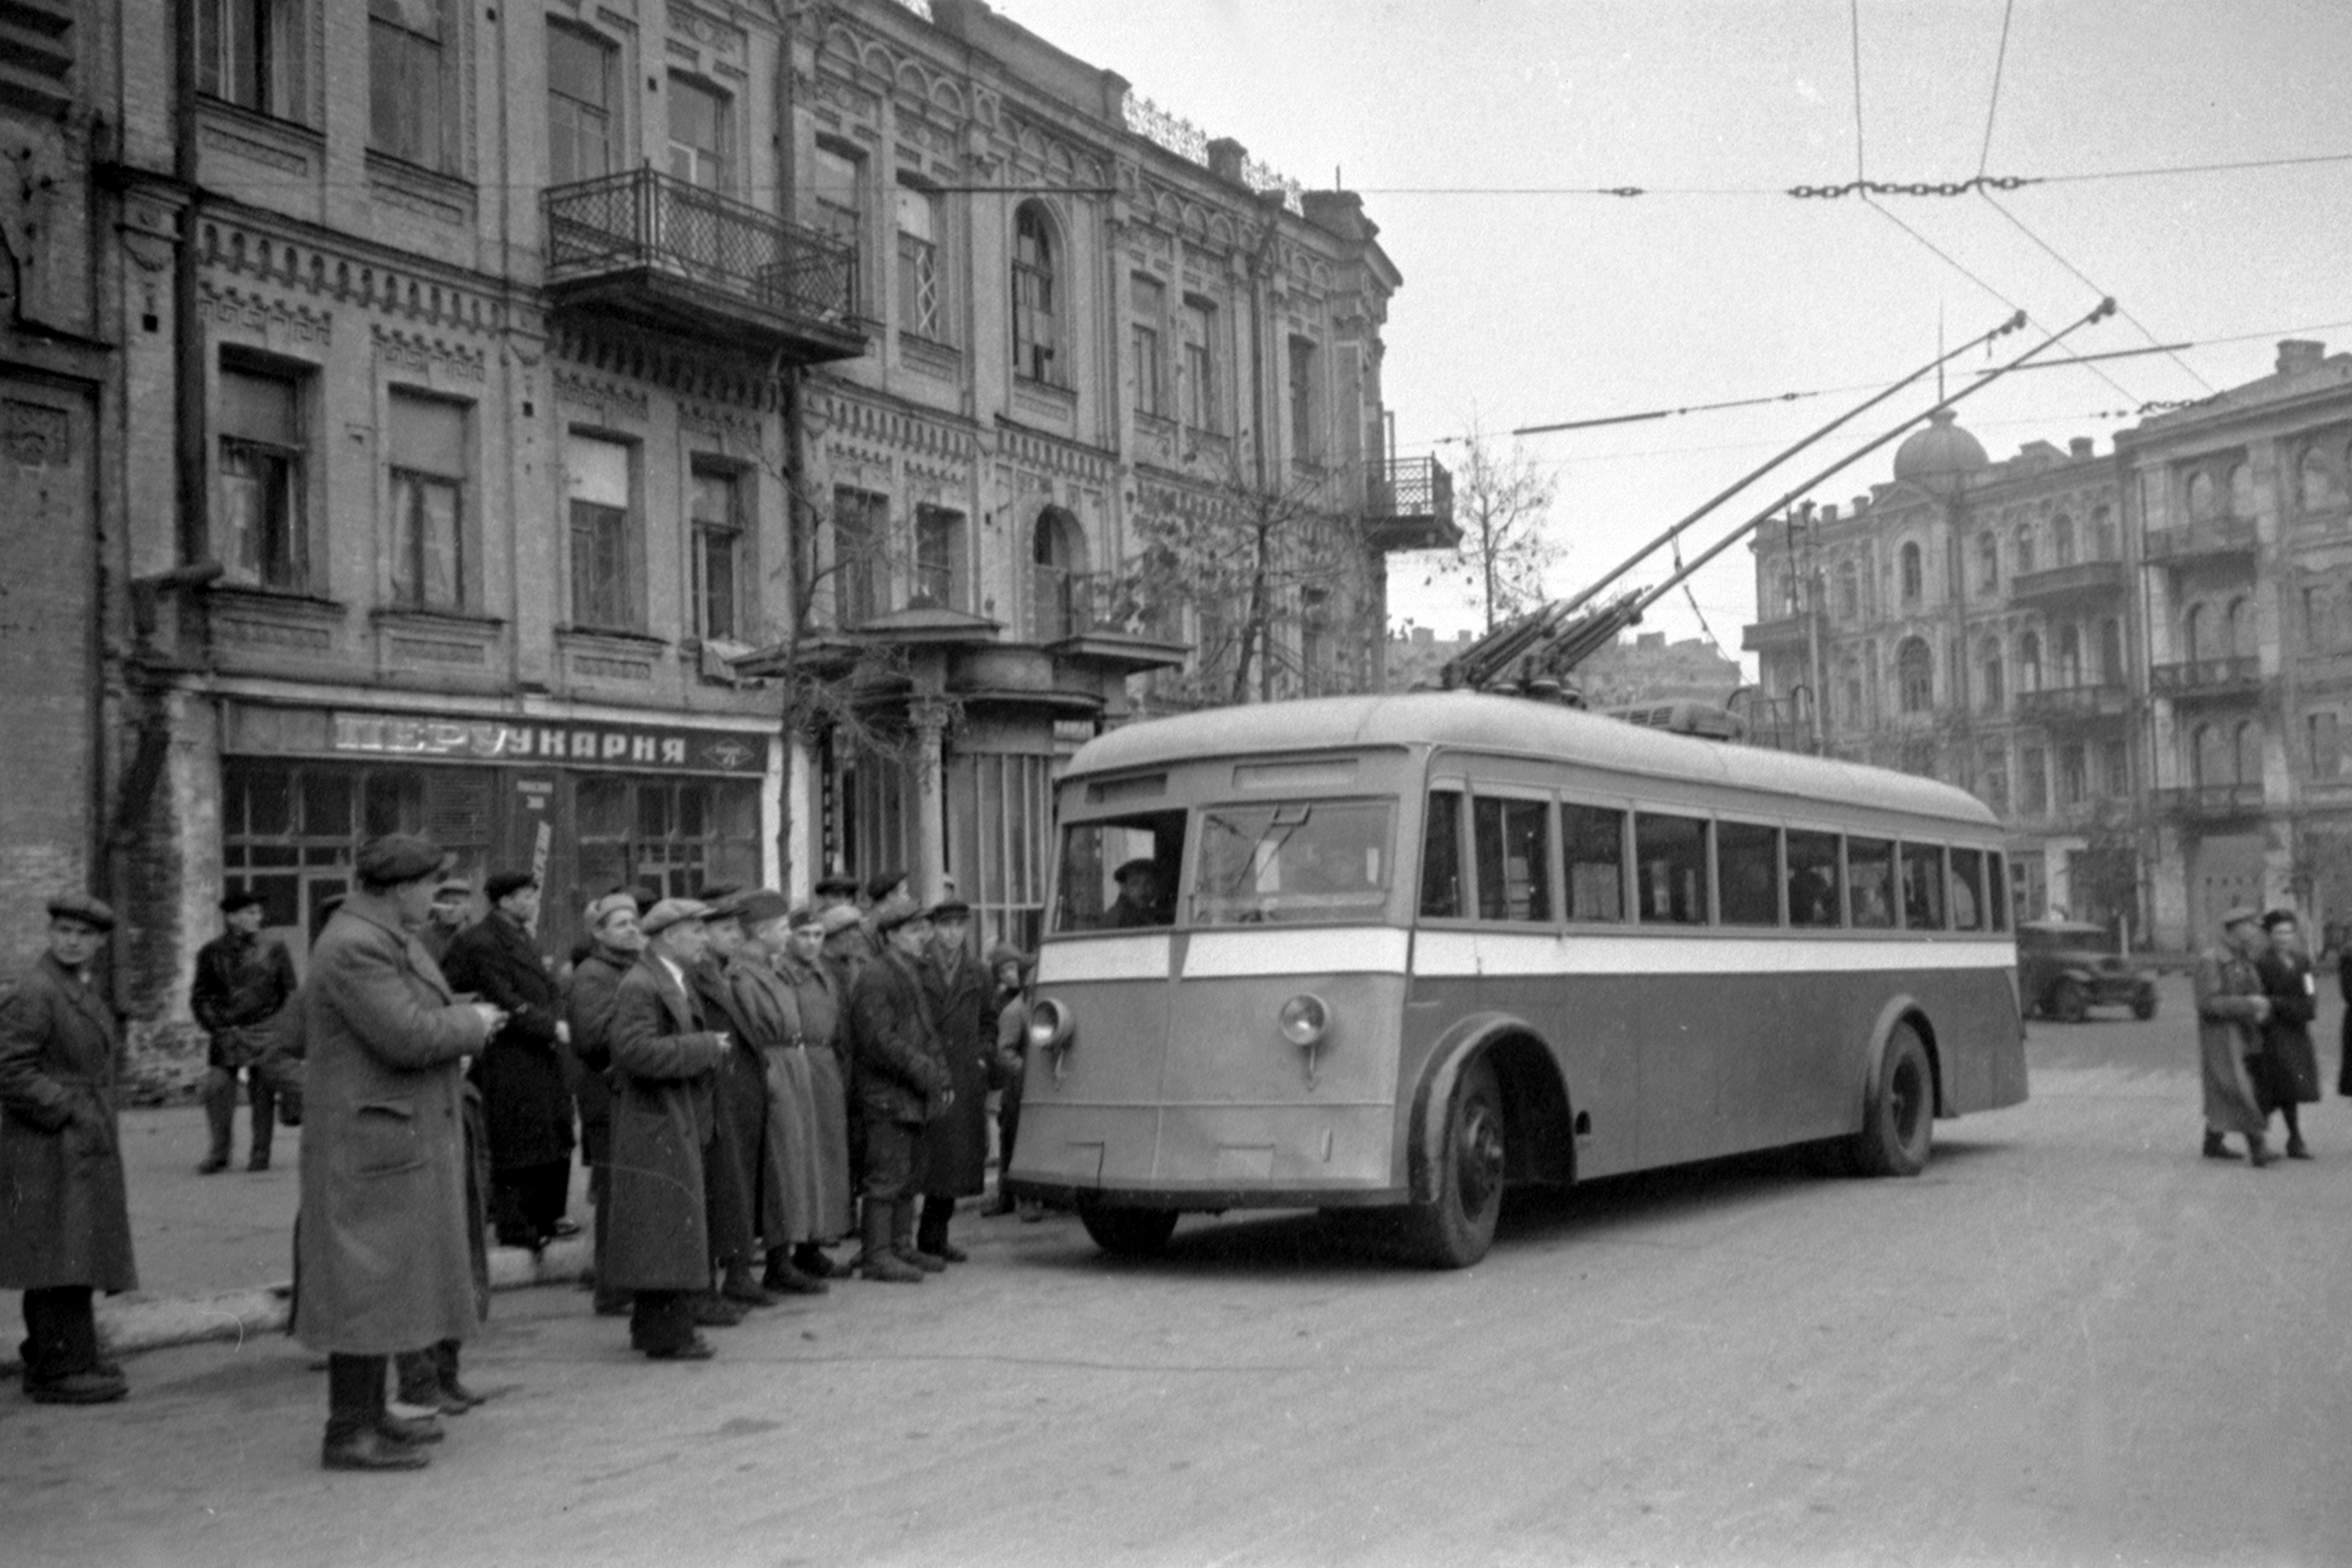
{"left": 1853, "top": 1023, "right": 1933, "bottom": 1178}
{"left": 1077, "top": 1203, "right": 1179, "bottom": 1258}
{"left": 1403, "top": 1054, "right": 1505, "bottom": 1269}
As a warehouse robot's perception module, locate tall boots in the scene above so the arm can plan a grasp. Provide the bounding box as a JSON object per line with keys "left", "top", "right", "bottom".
{"left": 891, "top": 1196, "right": 945, "bottom": 1273}
{"left": 858, "top": 1198, "right": 924, "bottom": 1283}
{"left": 916, "top": 1196, "right": 967, "bottom": 1264}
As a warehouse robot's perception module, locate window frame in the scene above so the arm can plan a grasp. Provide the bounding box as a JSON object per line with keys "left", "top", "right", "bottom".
{"left": 386, "top": 388, "right": 470, "bottom": 612}
{"left": 1469, "top": 789, "right": 1556, "bottom": 924}
{"left": 895, "top": 177, "right": 949, "bottom": 343}
{"left": 665, "top": 71, "right": 732, "bottom": 192}
{"left": 1633, "top": 811, "right": 1711, "bottom": 927}
{"left": 217, "top": 358, "right": 314, "bottom": 593}
{"left": 546, "top": 18, "right": 617, "bottom": 187}
{"left": 1715, "top": 819, "right": 1784, "bottom": 927}
{"left": 688, "top": 465, "right": 746, "bottom": 644}
{"left": 201, "top": 0, "right": 310, "bottom": 124}
{"left": 1011, "top": 201, "right": 1061, "bottom": 386}
{"left": 1180, "top": 295, "right": 1220, "bottom": 434}
{"left": 368, "top": 0, "right": 459, "bottom": 174}
{"left": 564, "top": 431, "right": 638, "bottom": 632}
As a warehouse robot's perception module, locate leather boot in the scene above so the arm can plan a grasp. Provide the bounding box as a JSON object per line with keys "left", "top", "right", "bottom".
{"left": 198, "top": 1069, "right": 236, "bottom": 1174}
{"left": 791, "top": 1242, "right": 839, "bottom": 1279}
{"left": 2201, "top": 1131, "right": 2241, "bottom": 1160}
{"left": 2249, "top": 1134, "right": 2275, "bottom": 1168}
{"left": 860, "top": 1200, "right": 924, "bottom": 1283}
{"left": 894, "top": 1197, "right": 946, "bottom": 1272}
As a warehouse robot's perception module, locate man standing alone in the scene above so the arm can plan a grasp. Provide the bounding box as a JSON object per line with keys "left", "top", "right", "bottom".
{"left": 0, "top": 894, "right": 136, "bottom": 1406}
{"left": 189, "top": 889, "right": 298, "bottom": 1174}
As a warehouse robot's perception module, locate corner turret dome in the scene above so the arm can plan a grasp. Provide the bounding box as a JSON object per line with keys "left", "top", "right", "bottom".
{"left": 1892, "top": 408, "right": 1988, "bottom": 495}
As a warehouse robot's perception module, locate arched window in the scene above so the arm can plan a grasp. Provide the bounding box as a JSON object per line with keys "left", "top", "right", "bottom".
{"left": 2019, "top": 630, "right": 2042, "bottom": 693}
{"left": 2301, "top": 447, "right": 2343, "bottom": 514}
{"left": 2227, "top": 594, "right": 2254, "bottom": 659}
{"left": 2013, "top": 524, "right": 2036, "bottom": 575}
{"left": 1896, "top": 637, "right": 1933, "bottom": 713}
{"left": 2191, "top": 723, "right": 2224, "bottom": 787}
{"left": 1976, "top": 532, "right": 1998, "bottom": 591}
{"left": 1032, "top": 505, "right": 1088, "bottom": 640}
{"left": 2187, "top": 470, "right": 2218, "bottom": 522}
{"left": 1841, "top": 666, "right": 1864, "bottom": 728}
{"left": 2229, "top": 461, "right": 2255, "bottom": 518}
{"left": 2099, "top": 619, "right": 2123, "bottom": 684}
{"left": 1011, "top": 201, "right": 1059, "bottom": 383}
{"left": 2233, "top": 720, "right": 2261, "bottom": 784}
{"left": 2056, "top": 625, "right": 2082, "bottom": 687}
{"left": 2053, "top": 514, "right": 2076, "bottom": 566}
{"left": 2090, "top": 504, "right": 2116, "bottom": 560}
{"left": 1980, "top": 638, "right": 2005, "bottom": 713}
{"left": 1836, "top": 561, "right": 1859, "bottom": 620}
{"left": 1899, "top": 541, "right": 1923, "bottom": 604}
{"left": 2183, "top": 602, "right": 2206, "bottom": 662}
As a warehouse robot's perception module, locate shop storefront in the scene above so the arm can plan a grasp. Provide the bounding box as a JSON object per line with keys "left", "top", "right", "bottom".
{"left": 220, "top": 702, "right": 776, "bottom": 959}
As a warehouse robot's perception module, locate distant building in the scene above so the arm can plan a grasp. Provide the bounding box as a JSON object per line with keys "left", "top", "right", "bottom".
{"left": 1577, "top": 630, "right": 1742, "bottom": 710}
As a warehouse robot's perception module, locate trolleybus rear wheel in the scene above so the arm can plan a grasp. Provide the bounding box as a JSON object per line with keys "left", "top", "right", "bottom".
{"left": 1404, "top": 1054, "right": 1505, "bottom": 1269}
{"left": 1853, "top": 1023, "right": 1933, "bottom": 1178}
{"left": 1077, "top": 1203, "right": 1179, "bottom": 1258}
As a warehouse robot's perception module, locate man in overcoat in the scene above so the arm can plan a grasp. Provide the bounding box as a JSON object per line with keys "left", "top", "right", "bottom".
{"left": 724, "top": 891, "right": 833, "bottom": 1296}
{"left": 442, "top": 870, "right": 575, "bottom": 1250}
{"left": 564, "top": 891, "right": 642, "bottom": 1314}
{"left": 775, "top": 905, "right": 855, "bottom": 1277}
{"left": 1, "top": 894, "right": 136, "bottom": 1405}
{"left": 189, "top": 888, "right": 299, "bottom": 1173}
{"left": 981, "top": 943, "right": 1036, "bottom": 1220}
{"left": 2252, "top": 909, "right": 2321, "bottom": 1158}
{"left": 2194, "top": 904, "right": 2274, "bottom": 1167}
{"left": 916, "top": 900, "right": 993, "bottom": 1263}
{"left": 687, "top": 895, "right": 775, "bottom": 1309}
{"left": 846, "top": 905, "right": 953, "bottom": 1282}
{"left": 605, "top": 899, "right": 735, "bottom": 1360}
{"left": 294, "top": 836, "right": 503, "bottom": 1470}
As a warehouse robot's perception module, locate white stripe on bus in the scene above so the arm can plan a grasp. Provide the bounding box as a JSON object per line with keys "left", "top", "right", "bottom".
{"left": 1411, "top": 929, "right": 2016, "bottom": 977}
{"left": 1037, "top": 935, "right": 1171, "bottom": 983}
{"left": 1183, "top": 927, "right": 1413, "bottom": 978}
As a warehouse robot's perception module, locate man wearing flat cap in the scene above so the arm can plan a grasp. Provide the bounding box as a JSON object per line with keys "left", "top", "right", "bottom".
{"left": 564, "top": 891, "right": 644, "bottom": 1314}
{"left": 683, "top": 891, "right": 777, "bottom": 1312}
{"left": 1, "top": 893, "right": 136, "bottom": 1406}
{"left": 442, "top": 870, "right": 575, "bottom": 1252}
{"left": 189, "top": 888, "right": 299, "bottom": 1173}
{"left": 417, "top": 879, "right": 474, "bottom": 967}
{"left": 295, "top": 836, "right": 506, "bottom": 1468}
{"left": 1107, "top": 858, "right": 1167, "bottom": 928}
{"left": 916, "top": 899, "right": 992, "bottom": 1264}
{"left": 844, "top": 902, "right": 953, "bottom": 1281}
{"left": 2193, "top": 903, "right": 2274, "bottom": 1166}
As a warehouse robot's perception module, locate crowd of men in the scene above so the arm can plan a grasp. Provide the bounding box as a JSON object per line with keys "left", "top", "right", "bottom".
{"left": 0, "top": 837, "right": 1040, "bottom": 1472}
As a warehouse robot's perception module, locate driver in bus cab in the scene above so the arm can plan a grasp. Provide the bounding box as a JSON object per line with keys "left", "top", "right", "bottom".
{"left": 1105, "top": 859, "right": 1167, "bottom": 928}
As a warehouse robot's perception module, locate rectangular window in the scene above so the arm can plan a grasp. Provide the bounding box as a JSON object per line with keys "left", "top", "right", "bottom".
{"left": 1419, "top": 789, "right": 1464, "bottom": 919}
{"left": 830, "top": 486, "right": 884, "bottom": 627}
{"left": 2101, "top": 738, "right": 2129, "bottom": 797}
{"left": 201, "top": 0, "right": 307, "bottom": 122}
{"left": 368, "top": 0, "right": 456, "bottom": 172}
{"left": 575, "top": 775, "right": 762, "bottom": 905}
{"left": 914, "top": 506, "right": 961, "bottom": 610}
{"left": 1288, "top": 336, "right": 1317, "bottom": 461}
{"left": 1788, "top": 829, "right": 1842, "bottom": 927}
{"left": 1193, "top": 800, "right": 1393, "bottom": 925}
{"left": 1847, "top": 837, "right": 1896, "bottom": 929}
{"left": 219, "top": 362, "right": 309, "bottom": 590}
{"left": 387, "top": 392, "right": 466, "bottom": 609}
{"left": 895, "top": 183, "right": 945, "bottom": 341}
{"left": 690, "top": 469, "right": 742, "bottom": 642}
{"left": 666, "top": 74, "right": 729, "bottom": 191}
{"left": 813, "top": 145, "right": 860, "bottom": 244}
{"left": 1717, "top": 821, "right": 1781, "bottom": 927}
{"left": 1900, "top": 843, "right": 1947, "bottom": 930}
{"left": 2020, "top": 746, "right": 2049, "bottom": 815}
{"left": 2310, "top": 713, "right": 2341, "bottom": 780}
{"left": 1472, "top": 797, "right": 1552, "bottom": 922}
{"left": 1131, "top": 274, "right": 1165, "bottom": 418}
{"left": 1011, "top": 206, "right": 1058, "bottom": 384}
{"left": 2058, "top": 743, "right": 2088, "bottom": 807}
{"left": 1054, "top": 811, "right": 1185, "bottom": 933}
{"left": 546, "top": 22, "right": 614, "bottom": 186}
{"left": 566, "top": 434, "right": 634, "bottom": 630}
{"left": 1635, "top": 813, "right": 1708, "bottom": 925}
{"left": 1562, "top": 804, "right": 1625, "bottom": 921}
{"left": 1181, "top": 297, "right": 1218, "bottom": 433}
{"left": 1949, "top": 847, "right": 1986, "bottom": 931}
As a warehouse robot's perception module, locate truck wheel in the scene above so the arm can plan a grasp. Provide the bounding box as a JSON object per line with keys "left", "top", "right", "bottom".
{"left": 2053, "top": 978, "right": 2088, "bottom": 1023}
{"left": 1402, "top": 1054, "right": 1505, "bottom": 1269}
{"left": 1852, "top": 1024, "right": 1933, "bottom": 1178}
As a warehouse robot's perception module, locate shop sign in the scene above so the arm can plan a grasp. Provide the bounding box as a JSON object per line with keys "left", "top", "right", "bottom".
{"left": 226, "top": 702, "right": 770, "bottom": 775}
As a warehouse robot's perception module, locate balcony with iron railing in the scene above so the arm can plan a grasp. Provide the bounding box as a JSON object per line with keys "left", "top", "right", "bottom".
{"left": 2149, "top": 655, "right": 2264, "bottom": 700}
{"left": 2152, "top": 782, "right": 2266, "bottom": 821}
{"left": 2141, "top": 517, "right": 2259, "bottom": 568}
{"left": 1363, "top": 456, "right": 1458, "bottom": 552}
{"left": 2013, "top": 681, "right": 2130, "bottom": 725}
{"left": 543, "top": 169, "right": 867, "bottom": 362}
{"left": 2007, "top": 558, "right": 2125, "bottom": 606}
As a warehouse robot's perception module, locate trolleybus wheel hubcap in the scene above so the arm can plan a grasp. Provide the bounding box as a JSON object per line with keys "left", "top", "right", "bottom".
{"left": 1456, "top": 1097, "right": 1504, "bottom": 1218}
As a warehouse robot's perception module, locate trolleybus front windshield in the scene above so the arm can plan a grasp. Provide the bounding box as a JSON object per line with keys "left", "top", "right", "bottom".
{"left": 1192, "top": 799, "right": 1393, "bottom": 925}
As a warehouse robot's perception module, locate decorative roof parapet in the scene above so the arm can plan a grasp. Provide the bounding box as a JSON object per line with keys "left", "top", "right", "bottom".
{"left": 1122, "top": 93, "right": 1305, "bottom": 215}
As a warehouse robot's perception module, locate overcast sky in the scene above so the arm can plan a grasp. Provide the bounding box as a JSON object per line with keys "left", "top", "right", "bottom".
{"left": 993, "top": 0, "right": 2352, "bottom": 666}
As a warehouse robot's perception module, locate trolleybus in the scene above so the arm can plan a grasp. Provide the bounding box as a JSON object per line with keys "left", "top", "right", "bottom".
{"left": 1004, "top": 691, "right": 2027, "bottom": 1268}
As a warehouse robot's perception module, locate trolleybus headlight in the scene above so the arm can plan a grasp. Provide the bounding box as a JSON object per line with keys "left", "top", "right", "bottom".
{"left": 1029, "top": 996, "right": 1073, "bottom": 1052}
{"left": 1278, "top": 993, "right": 1330, "bottom": 1048}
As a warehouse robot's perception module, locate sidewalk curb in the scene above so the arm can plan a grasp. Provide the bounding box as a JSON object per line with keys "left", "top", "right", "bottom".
{"left": 1, "top": 1236, "right": 593, "bottom": 1376}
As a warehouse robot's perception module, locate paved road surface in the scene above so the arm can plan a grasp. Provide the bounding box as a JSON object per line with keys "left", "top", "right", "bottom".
{"left": 5, "top": 976, "right": 2348, "bottom": 1566}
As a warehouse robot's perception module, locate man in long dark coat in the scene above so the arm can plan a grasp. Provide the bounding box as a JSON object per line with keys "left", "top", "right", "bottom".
{"left": 2252, "top": 909, "right": 2321, "bottom": 1158}
{"left": 442, "top": 870, "right": 575, "bottom": 1250}
{"left": 728, "top": 890, "right": 833, "bottom": 1296}
{"left": 564, "top": 891, "right": 642, "bottom": 1315}
{"left": 295, "top": 836, "right": 502, "bottom": 1469}
{"left": 1, "top": 894, "right": 136, "bottom": 1406}
{"left": 604, "top": 899, "right": 733, "bottom": 1359}
{"left": 777, "top": 906, "right": 855, "bottom": 1276}
{"left": 189, "top": 888, "right": 298, "bottom": 1173}
{"left": 845, "top": 905, "right": 952, "bottom": 1282}
{"left": 2194, "top": 904, "right": 2274, "bottom": 1166}
{"left": 687, "top": 896, "right": 775, "bottom": 1311}
{"left": 916, "top": 900, "right": 993, "bottom": 1263}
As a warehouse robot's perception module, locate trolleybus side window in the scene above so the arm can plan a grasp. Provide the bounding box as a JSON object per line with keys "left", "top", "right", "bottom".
{"left": 1987, "top": 851, "right": 2010, "bottom": 931}
{"left": 1787, "top": 829, "right": 1842, "bottom": 927}
{"left": 1472, "top": 796, "right": 1552, "bottom": 922}
{"left": 1949, "top": 847, "right": 1986, "bottom": 931}
{"left": 1193, "top": 799, "right": 1394, "bottom": 925}
{"left": 1716, "top": 821, "right": 1783, "bottom": 927}
{"left": 1635, "top": 812, "right": 1709, "bottom": 925}
{"left": 1562, "top": 802, "right": 1627, "bottom": 922}
{"left": 1054, "top": 810, "right": 1184, "bottom": 931}
{"left": 1900, "top": 842, "right": 1947, "bottom": 930}
{"left": 1847, "top": 837, "right": 1896, "bottom": 929}
{"left": 1419, "top": 789, "right": 1465, "bottom": 919}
